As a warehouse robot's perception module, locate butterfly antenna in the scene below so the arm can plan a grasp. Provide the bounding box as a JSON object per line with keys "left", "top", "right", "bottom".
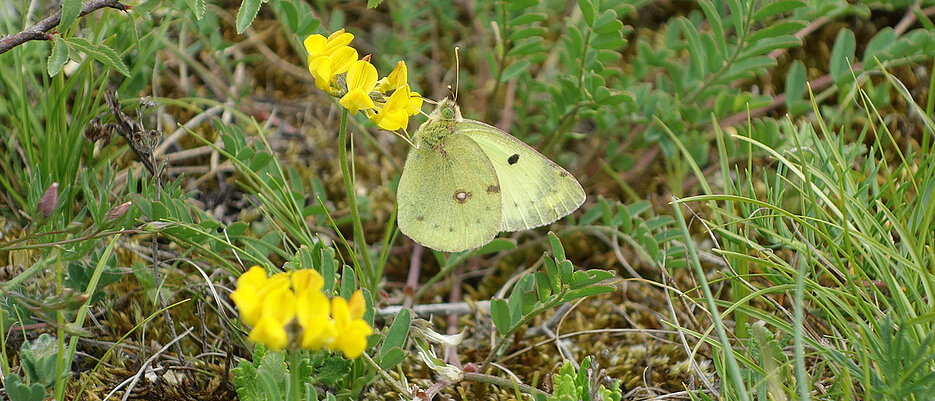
{"left": 454, "top": 46, "right": 461, "bottom": 102}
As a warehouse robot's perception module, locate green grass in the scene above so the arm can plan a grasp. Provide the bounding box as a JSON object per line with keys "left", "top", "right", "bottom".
{"left": 1, "top": 0, "right": 935, "bottom": 400}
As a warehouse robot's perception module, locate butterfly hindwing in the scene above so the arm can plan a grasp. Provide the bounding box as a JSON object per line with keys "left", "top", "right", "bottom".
{"left": 397, "top": 132, "right": 502, "bottom": 252}
{"left": 456, "top": 120, "right": 586, "bottom": 232}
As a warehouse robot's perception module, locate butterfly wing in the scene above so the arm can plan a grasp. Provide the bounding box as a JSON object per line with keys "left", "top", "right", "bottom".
{"left": 397, "top": 133, "right": 502, "bottom": 252}
{"left": 457, "top": 120, "right": 585, "bottom": 232}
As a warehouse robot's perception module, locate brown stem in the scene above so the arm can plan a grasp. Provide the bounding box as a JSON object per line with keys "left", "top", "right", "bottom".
{"left": 0, "top": 0, "right": 129, "bottom": 54}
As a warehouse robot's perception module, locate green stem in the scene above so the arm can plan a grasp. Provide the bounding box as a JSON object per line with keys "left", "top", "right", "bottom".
{"left": 462, "top": 372, "right": 549, "bottom": 397}
{"left": 287, "top": 350, "right": 302, "bottom": 401}
{"left": 362, "top": 352, "right": 413, "bottom": 398}
{"left": 338, "top": 109, "right": 375, "bottom": 290}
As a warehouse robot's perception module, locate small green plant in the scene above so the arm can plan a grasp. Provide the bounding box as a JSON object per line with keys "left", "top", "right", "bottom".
{"left": 545, "top": 356, "right": 622, "bottom": 401}
{"left": 4, "top": 334, "right": 60, "bottom": 401}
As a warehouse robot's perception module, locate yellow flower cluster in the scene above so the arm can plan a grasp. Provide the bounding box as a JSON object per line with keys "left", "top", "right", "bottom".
{"left": 230, "top": 266, "right": 373, "bottom": 358}
{"left": 304, "top": 29, "right": 423, "bottom": 131}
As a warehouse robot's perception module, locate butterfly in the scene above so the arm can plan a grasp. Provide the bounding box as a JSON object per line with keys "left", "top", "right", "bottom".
{"left": 396, "top": 98, "right": 585, "bottom": 252}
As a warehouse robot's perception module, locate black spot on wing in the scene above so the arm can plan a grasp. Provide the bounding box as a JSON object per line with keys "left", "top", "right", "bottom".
{"left": 508, "top": 154, "right": 520, "bottom": 165}
{"left": 487, "top": 185, "right": 500, "bottom": 193}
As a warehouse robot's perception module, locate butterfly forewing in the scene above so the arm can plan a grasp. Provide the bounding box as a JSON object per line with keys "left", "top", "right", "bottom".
{"left": 457, "top": 120, "right": 585, "bottom": 232}
{"left": 397, "top": 133, "right": 502, "bottom": 252}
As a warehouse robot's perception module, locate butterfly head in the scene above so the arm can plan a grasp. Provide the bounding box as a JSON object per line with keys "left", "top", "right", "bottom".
{"left": 429, "top": 98, "right": 462, "bottom": 123}
{"left": 415, "top": 98, "right": 463, "bottom": 148}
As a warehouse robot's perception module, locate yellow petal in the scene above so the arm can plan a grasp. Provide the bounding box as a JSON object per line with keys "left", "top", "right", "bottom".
{"left": 371, "top": 109, "right": 406, "bottom": 131}
{"left": 377, "top": 61, "right": 408, "bottom": 92}
{"left": 296, "top": 290, "right": 330, "bottom": 327}
{"left": 261, "top": 287, "right": 297, "bottom": 325}
{"left": 308, "top": 56, "right": 333, "bottom": 90}
{"left": 331, "top": 296, "right": 350, "bottom": 327}
{"left": 387, "top": 61, "right": 408, "bottom": 89}
{"left": 339, "top": 89, "right": 376, "bottom": 115}
{"left": 291, "top": 269, "right": 324, "bottom": 293}
{"left": 237, "top": 266, "right": 268, "bottom": 290}
{"left": 329, "top": 47, "right": 359, "bottom": 76}
{"left": 348, "top": 290, "right": 365, "bottom": 320}
{"left": 230, "top": 288, "right": 262, "bottom": 326}
{"left": 406, "top": 90, "right": 423, "bottom": 115}
{"left": 346, "top": 60, "right": 377, "bottom": 93}
{"left": 300, "top": 315, "right": 336, "bottom": 350}
{"left": 249, "top": 315, "right": 289, "bottom": 350}
{"left": 333, "top": 320, "right": 373, "bottom": 358}
{"left": 303, "top": 34, "right": 327, "bottom": 57}
{"left": 325, "top": 30, "right": 354, "bottom": 54}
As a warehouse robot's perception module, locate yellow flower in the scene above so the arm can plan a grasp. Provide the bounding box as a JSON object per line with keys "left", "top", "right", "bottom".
{"left": 376, "top": 61, "right": 409, "bottom": 92}
{"left": 297, "top": 289, "right": 336, "bottom": 349}
{"left": 370, "top": 85, "right": 423, "bottom": 131}
{"left": 291, "top": 269, "right": 324, "bottom": 295}
{"left": 305, "top": 30, "right": 358, "bottom": 93}
{"left": 230, "top": 266, "right": 268, "bottom": 325}
{"left": 329, "top": 291, "right": 373, "bottom": 358}
{"left": 309, "top": 46, "right": 358, "bottom": 92}
{"left": 232, "top": 265, "right": 372, "bottom": 358}
{"left": 249, "top": 315, "right": 289, "bottom": 350}
{"left": 304, "top": 29, "right": 354, "bottom": 58}
{"left": 339, "top": 60, "right": 378, "bottom": 114}
{"left": 244, "top": 286, "right": 297, "bottom": 349}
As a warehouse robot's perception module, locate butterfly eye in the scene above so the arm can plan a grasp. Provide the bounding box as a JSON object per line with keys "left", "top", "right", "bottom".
{"left": 440, "top": 106, "right": 455, "bottom": 120}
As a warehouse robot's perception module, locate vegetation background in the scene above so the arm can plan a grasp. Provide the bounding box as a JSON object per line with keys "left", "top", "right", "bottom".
{"left": 1, "top": 0, "right": 935, "bottom": 400}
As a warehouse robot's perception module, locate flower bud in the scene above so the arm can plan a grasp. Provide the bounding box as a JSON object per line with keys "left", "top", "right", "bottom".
{"left": 38, "top": 182, "right": 58, "bottom": 218}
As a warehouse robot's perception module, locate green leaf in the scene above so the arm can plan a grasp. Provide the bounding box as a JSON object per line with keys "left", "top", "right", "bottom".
{"left": 568, "top": 269, "right": 615, "bottom": 290}
{"left": 747, "top": 21, "right": 806, "bottom": 44}
{"left": 340, "top": 265, "right": 356, "bottom": 300}
{"left": 507, "top": 38, "right": 543, "bottom": 57}
{"left": 367, "top": 0, "right": 383, "bottom": 8}
{"left": 4, "top": 374, "right": 47, "bottom": 401}
{"left": 677, "top": 17, "right": 707, "bottom": 79}
{"left": 752, "top": 0, "right": 805, "bottom": 22}
{"left": 380, "top": 309, "right": 411, "bottom": 358}
{"left": 562, "top": 285, "right": 615, "bottom": 303}
{"left": 559, "top": 260, "right": 574, "bottom": 284}
{"left": 578, "top": 0, "right": 596, "bottom": 26}
{"left": 509, "top": 27, "right": 546, "bottom": 42}
{"left": 249, "top": 152, "right": 272, "bottom": 171}
{"left": 698, "top": 0, "right": 726, "bottom": 55}
{"left": 378, "top": 347, "right": 405, "bottom": 369}
{"left": 490, "top": 298, "right": 511, "bottom": 335}
{"left": 500, "top": 59, "right": 531, "bottom": 81}
{"left": 474, "top": 238, "right": 517, "bottom": 255}
{"left": 279, "top": 0, "right": 300, "bottom": 31}
{"left": 544, "top": 254, "right": 562, "bottom": 292}
{"left": 182, "top": 0, "right": 206, "bottom": 19}
{"left": 236, "top": 0, "right": 262, "bottom": 34}
{"left": 829, "top": 29, "right": 856, "bottom": 84}
{"left": 535, "top": 272, "right": 552, "bottom": 302}
{"left": 738, "top": 35, "right": 801, "bottom": 59}
{"left": 60, "top": 0, "right": 82, "bottom": 32}
{"left": 548, "top": 232, "right": 566, "bottom": 261}
{"left": 592, "top": 10, "right": 621, "bottom": 35}
{"left": 510, "top": 13, "right": 546, "bottom": 26}
{"left": 321, "top": 248, "right": 336, "bottom": 294}
{"left": 785, "top": 60, "right": 806, "bottom": 108}
{"left": 720, "top": 55, "right": 775, "bottom": 82}
{"left": 863, "top": 27, "right": 896, "bottom": 62}
{"left": 726, "top": 0, "right": 745, "bottom": 36}
{"left": 63, "top": 37, "right": 130, "bottom": 77}
{"left": 47, "top": 36, "right": 68, "bottom": 77}
{"left": 506, "top": 0, "right": 537, "bottom": 12}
